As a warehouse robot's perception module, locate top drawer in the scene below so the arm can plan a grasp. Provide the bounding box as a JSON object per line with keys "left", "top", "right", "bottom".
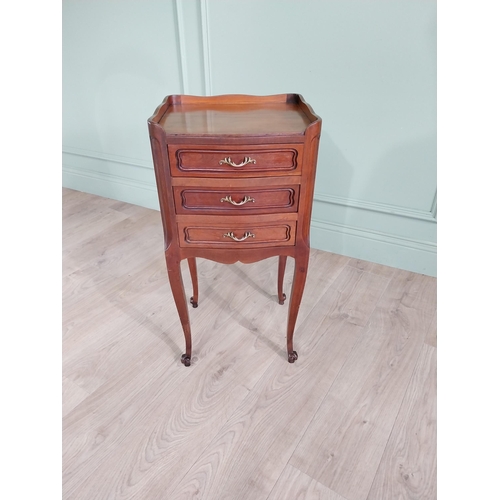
{"left": 167, "top": 144, "right": 303, "bottom": 177}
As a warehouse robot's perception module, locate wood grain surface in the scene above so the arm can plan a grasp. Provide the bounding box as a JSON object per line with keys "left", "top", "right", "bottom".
{"left": 267, "top": 465, "right": 348, "bottom": 500}
{"left": 367, "top": 343, "right": 437, "bottom": 500}
{"left": 425, "top": 309, "right": 437, "bottom": 348}
{"left": 62, "top": 189, "right": 437, "bottom": 500}
{"left": 290, "top": 270, "right": 437, "bottom": 500}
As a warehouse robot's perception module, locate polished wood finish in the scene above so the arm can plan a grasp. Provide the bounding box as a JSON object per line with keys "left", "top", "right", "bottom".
{"left": 187, "top": 257, "right": 198, "bottom": 308}
{"left": 158, "top": 95, "right": 313, "bottom": 137}
{"left": 173, "top": 184, "right": 300, "bottom": 215}
{"left": 178, "top": 220, "right": 296, "bottom": 248}
{"left": 148, "top": 94, "right": 321, "bottom": 365}
{"left": 168, "top": 143, "right": 303, "bottom": 176}
{"left": 277, "top": 255, "right": 287, "bottom": 305}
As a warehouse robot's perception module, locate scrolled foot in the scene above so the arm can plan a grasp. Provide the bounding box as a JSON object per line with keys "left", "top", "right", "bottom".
{"left": 287, "top": 350, "right": 298, "bottom": 363}
{"left": 190, "top": 297, "right": 198, "bottom": 308}
{"left": 181, "top": 354, "right": 191, "bottom": 367}
{"left": 278, "top": 293, "right": 286, "bottom": 305}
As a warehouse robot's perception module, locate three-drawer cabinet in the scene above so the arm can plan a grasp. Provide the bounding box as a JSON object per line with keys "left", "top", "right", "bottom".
{"left": 148, "top": 94, "right": 321, "bottom": 366}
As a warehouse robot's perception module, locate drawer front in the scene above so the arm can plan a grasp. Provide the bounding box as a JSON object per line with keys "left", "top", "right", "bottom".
{"left": 178, "top": 222, "right": 296, "bottom": 248}
{"left": 168, "top": 144, "right": 303, "bottom": 177}
{"left": 173, "top": 185, "right": 300, "bottom": 215}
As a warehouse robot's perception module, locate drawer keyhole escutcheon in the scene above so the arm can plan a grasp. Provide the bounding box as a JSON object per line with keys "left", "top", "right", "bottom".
{"left": 222, "top": 231, "right": 256, "bottom": 242}
{"left": 220, "top": 195, "right": 255, "bottom": 206}
{"left": 219, "top": 156, "right": 256, "bottom": 168}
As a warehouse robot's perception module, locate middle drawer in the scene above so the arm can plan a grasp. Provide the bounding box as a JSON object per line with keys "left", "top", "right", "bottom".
{"left": 173, "top": 184, "right": 300, "bottom": 215}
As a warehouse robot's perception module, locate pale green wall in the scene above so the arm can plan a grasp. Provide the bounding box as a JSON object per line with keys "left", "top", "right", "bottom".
{"left": 63, "top": 0, "right": 437, "bottom": 276}
{"left": 63, "top": 0, "right": 182, "bottom": 207}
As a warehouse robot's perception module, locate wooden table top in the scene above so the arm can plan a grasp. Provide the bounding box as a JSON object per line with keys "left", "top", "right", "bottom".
{"left": 154, "top": 94, "right": 318, "bottom": 137}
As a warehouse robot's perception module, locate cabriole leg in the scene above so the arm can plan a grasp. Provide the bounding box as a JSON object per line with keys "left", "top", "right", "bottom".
{"left": 286, "top": 250, "right": 309, "bottom": 363}
{"left": 166, "top": 254, "right": 192, "bottom": 367}
{"left": 277, "top": 255, "right": 287, "bottom": 305}
{"left": 187, "top": 257, "right": 199, "bottom": 308}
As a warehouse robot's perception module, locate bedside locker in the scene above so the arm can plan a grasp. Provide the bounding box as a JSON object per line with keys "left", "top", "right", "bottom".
{"left": 148, "top": 94, "right": 321, "bottom": 366}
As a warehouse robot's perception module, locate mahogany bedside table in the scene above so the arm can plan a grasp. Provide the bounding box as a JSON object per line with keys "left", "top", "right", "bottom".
{"left": 147, "top": 94, "right": 321, "bottom": 366}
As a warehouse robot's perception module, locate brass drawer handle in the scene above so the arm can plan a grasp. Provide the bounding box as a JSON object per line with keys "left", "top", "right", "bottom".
{"left": 219, "top": 156, "right": 256, "bottom": 168}
{"left": 222, "top": 231, "right": 255, "bottom": 242}
{"left": 220, "top": 195, "right": 255, "bottom": 206}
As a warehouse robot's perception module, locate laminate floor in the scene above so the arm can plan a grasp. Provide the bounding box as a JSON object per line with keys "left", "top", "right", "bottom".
{"left": 62, "top": 188, "right": 437, "bottom": 500}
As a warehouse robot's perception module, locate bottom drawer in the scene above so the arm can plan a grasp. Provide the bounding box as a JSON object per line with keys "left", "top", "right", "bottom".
{"left": 178, "top": 221, "right": 296, "bottom": 248}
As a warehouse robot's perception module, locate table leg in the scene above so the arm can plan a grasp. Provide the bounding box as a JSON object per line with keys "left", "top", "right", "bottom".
{"left": 166, "top": 254, "right": 192, "bottom": 367}
{"left": 277, "top": 255, "right": 287, "bottom": 305}
{"left": 187, "top": 257, "right": 199, "bottom": 308}
{"left": 286, "top": 250, "right": 309, "bottom": 363}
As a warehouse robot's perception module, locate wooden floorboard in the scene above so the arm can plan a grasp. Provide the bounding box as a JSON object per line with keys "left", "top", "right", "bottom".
{"left": 289, "top": 270, "right": 436, "bottom": 500}
{"left": 165, "top": 267, "right": 390, "bottom": 500}
{"left": 347, "top": 258, "right": 396, "bottom": 279}
{"left": 366, "top": 343, "right": 437, "bottom": 500}
{"left": 424, "top": 309, "right": 437, "bottom": 348}
{"left": 62, "top": 189, "right": 437, "bottom": 500}
{"left": 267, "top": 464, "right": 348, "bottom": 500}
{"left": 62, "top": 376, "right": 91, "bottom": 418}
